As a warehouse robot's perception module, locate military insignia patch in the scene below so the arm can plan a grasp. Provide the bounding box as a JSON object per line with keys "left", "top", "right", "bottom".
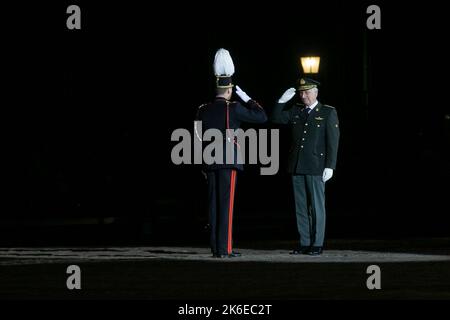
{"left": 315, "top": 116, "right": 324, "bottom": 120}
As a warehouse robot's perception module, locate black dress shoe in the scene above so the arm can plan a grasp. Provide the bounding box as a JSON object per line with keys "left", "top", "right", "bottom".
{"left": 307, "top": 246, "right": 323, "bottom": 256}
{"left": 290, "top": 246, "right": 310, "bottom": 255}
{"left": 215, "top": 252, "right": 242, "bottom": 258}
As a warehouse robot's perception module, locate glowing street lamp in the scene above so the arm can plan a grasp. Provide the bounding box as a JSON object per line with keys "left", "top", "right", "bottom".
{"left": 300, "top": 56, "right": 320, "bottom": 74}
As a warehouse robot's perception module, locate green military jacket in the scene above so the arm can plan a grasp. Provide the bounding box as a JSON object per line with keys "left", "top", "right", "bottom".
{"left": 272, "top": 101, "right": 340, "bottom": 175}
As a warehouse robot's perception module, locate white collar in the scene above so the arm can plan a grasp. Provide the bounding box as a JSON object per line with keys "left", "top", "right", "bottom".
{"left": 306, "top": 101, "right": 319, "bottom": 110}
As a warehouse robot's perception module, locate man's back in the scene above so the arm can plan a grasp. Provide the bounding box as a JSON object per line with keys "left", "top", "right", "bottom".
{"left": 196, "top": 96, "right": 267, "bottom": 171}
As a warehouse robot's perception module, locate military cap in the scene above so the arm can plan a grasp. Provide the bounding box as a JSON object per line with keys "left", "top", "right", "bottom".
{"left": 213, "top": 49, "right": 235, "bottom": 89}
{"left": 216, "top": 75, "right": 234, "bottom": 89}
{"left": 297, "top": 77, "right": 320, "bottom": 91}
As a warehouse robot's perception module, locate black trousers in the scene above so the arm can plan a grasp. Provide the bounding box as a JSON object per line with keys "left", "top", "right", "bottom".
{"left": 206, "top": 169, "right": 237, "bottom": 255}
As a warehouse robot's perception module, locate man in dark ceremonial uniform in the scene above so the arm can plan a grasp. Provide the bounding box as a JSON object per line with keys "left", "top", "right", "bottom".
{"left": 271, "top": 78, "right": 340, "bottom": 255}
{"left": 195, "top": 49, "right": 267, "bottom": 258}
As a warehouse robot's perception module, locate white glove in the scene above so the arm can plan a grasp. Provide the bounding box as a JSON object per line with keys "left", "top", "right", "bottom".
{"left": 235, "top": 85, "right": 251, "bottom": 103}
{"left": 278, "top": 88, "right": 296, "bottom": 103}
{"left": 322, "top": 168, "right": 333, "bottom": 182}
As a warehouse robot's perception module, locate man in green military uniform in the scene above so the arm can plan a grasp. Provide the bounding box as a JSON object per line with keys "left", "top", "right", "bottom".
{"left": 272, "top": 78, "right": 340, "bottom": 255}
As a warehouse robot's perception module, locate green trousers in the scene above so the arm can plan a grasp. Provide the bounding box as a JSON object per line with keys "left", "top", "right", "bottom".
{"left": 292, "top": 175, "right": 326, "bottom": 247}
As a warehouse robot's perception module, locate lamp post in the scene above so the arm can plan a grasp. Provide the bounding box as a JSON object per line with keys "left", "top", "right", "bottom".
{"left": 300, "top": 56, "right": 321, "bottom": 74}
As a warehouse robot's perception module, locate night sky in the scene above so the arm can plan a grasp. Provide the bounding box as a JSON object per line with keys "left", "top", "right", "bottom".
{"left": 5, "top": 1, "right": 450, "bottom": 244}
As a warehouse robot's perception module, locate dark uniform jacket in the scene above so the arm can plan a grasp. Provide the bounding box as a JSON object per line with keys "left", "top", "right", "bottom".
{"left": 196, "top": 97, "right": 267, "bottom": 171}
{"left": 272, "top": 101, "right": 340, "bottom": 175}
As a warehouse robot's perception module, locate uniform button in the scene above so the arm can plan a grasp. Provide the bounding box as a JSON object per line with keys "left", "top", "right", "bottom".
{"left": 317, "top": 124, "right": 321, "bottom": 127}
{"left": 305, "top": 123, "right": 308, "bottom": 126}
{"left": 300, "top": 145, "right": 304, "bottom": 148}
{"left": 303, "top": 130, "right": 307, "bottom": 133}
{"left": 320, "top": 153, "right": 323, "bottom": 156}
{"left": 302, "top": 138, "right": 305, "bottom": 141}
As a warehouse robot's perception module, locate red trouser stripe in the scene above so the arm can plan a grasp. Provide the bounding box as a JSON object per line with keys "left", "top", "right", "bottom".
{"left": 227, "top": 170, "right": 236, "bottom": 254}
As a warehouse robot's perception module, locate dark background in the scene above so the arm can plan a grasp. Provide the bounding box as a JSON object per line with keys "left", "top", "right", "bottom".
{"left": 3, "top": 1, "right": 449, "bottom": 245}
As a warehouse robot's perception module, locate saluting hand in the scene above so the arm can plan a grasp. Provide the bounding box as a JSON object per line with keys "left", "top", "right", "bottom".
{"left": 278, "top": 88, "right": 296, "bottom": 103}
{"left": 235, "top": 85, "right": 252, "bottom": 103}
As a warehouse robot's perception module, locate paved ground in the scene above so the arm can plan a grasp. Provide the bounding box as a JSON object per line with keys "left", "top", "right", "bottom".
{"left": 1, "top": 239, "right": 449, "bottom": 300}
{"left": 1, "top": 246, "right": 450, "bottom": 265}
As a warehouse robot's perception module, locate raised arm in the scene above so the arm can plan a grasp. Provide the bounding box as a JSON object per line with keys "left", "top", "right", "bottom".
{"left": 271, "top": 88, "right": 296, "bottom": 124}
{"left": 234, "top": 86, "right": 267, "bottom": 123}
